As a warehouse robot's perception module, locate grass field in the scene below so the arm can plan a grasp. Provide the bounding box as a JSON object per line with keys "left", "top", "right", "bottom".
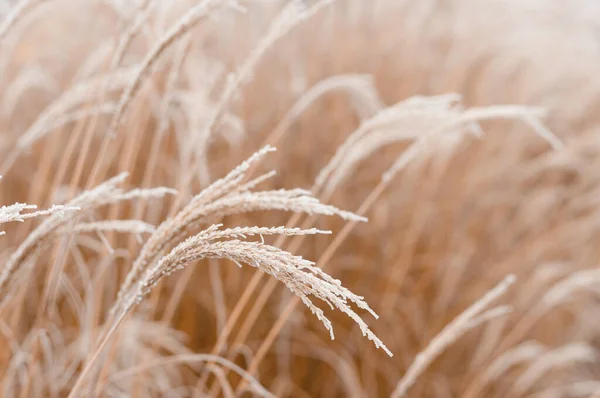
{"left": 1, "top": 1, "right": 599, "bottom": 396}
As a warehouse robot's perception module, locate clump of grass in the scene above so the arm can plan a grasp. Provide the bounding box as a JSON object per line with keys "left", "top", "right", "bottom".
{"left": 1, "top": 0, "right": 600, "bottom": 397}
{"left": 68, "top": 146, "right": 388, "bottom": 396}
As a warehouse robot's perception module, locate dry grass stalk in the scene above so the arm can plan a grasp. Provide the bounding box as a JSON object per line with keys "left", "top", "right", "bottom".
{"left": 0, "top": 172, "right": 173, "bottom": 305}
{"left": 68, "top": 146, "right": 386, "bottom": 396}
{"left": 391, "top": 275, "right": 515, "bottom": 398}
